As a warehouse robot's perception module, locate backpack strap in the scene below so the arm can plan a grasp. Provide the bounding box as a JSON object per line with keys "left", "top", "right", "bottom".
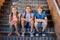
{"left": 30, "top": 13, "right": 33, "bottom": 18}
{"left": 24, "top": 12, "right": 26, "bottom": 18}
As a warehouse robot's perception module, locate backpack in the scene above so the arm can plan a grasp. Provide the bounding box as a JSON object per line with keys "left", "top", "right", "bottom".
{"left": 24, "top": 12, "right": 33, "bottom": 18}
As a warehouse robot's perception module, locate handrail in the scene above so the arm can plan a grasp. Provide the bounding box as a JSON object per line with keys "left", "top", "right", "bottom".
{"left": 53, "top": 0, "right": 60, "bottom": 15}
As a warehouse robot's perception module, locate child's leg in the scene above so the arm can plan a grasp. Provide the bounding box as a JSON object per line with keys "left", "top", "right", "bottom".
{"left": 8, "top": 22, "right": 13, "bottom": 36}
{"left": 30, "top": 20, "right": 34, "bottom": 37}
{"left": 14, "top": 23, "right": 20, "bottom": 36}
{"left": 34, "top": 22, "right": 39, "bottom": 31}
{"left": 21, "top": 18, "right": 25, "bottom": 31}
{"left": 42, "top": 21, "right": 47, "bottom": 32}
{"left": 34, "top": 21, "right": 40, "bottom": 36}
{"left": 30, "top": 20, "right": 34, "bottom": 32}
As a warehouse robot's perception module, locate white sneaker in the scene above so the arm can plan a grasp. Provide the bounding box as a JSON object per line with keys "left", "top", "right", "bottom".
{"left": 42, "top": 34, "right": 46, "bottom": 36}
{"left": 21, "top": 34, "right": 24, "bottom": 37}
{"left": 21, "top": 32, "right": 25, "bottom": 37}
{"left": 35, "top": 34, "right": 39, "bottom": 36}
{"left": 30, "top": 34, "right": 34, "bottom": 37}
{"left": 30, "top": 33, "right": 33, "bottom": 37}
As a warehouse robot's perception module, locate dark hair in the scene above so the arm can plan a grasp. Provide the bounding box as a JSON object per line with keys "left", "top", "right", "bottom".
{"left": 25, "top": 5, "right": 33, "bottom": 13}
{"left": 26, "top": 5, "right": 32, "bottom": 9}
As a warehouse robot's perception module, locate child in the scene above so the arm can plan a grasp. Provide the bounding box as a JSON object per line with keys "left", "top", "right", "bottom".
{"left": 21, "top": 5, "right": 34, "bottom": 37}
{"left": 34, "top": 5, "right": 47, "bottom": 36}
{"left": 8, "top": 5, "right": 20, "bottom": 36}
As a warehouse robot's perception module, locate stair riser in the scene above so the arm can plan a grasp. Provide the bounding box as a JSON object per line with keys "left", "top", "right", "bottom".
{"left": 0, "top": 36, "right": 56, "bottom": 40}
{"left": 0, "top": 27, "right": 55, "bottom": 33}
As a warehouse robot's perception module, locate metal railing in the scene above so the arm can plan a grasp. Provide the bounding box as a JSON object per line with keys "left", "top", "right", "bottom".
{"left": 53, "top": 0, "right": 60, "bottom": 15}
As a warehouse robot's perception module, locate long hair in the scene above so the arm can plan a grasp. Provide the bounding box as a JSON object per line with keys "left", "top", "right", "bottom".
{"left": 9, "top": 5, "right": 19, "bottom": 21}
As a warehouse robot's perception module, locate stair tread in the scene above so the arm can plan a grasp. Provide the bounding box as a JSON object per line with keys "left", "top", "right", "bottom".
{"left": 0, "top": 20, "right": 53, "bottom": 25}
{"left": 0, "top": 33, "right": 56, "bottom": 40}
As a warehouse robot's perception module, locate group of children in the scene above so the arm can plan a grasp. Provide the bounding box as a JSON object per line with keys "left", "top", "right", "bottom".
{"left": 8, "top": 5, "right": 47, "bottom": 37}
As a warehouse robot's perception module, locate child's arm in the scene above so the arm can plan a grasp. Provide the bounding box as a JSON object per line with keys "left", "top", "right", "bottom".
{"left": 9, "top": 14, "right": 11, "bottom": 23}
{"left": 18, "top": 13, "right": 22, "bottom": 21}
{"left": 21, "top": 14, "right": 28, "bottom": 21}
{"left": 28, "top": 17, "right": 34, "bottom": 21}
{"left": 39, "top": 17, "right": 47, "bottom": 22}
{"left": 35, "top": 17, "right": 47, "bottom": 22}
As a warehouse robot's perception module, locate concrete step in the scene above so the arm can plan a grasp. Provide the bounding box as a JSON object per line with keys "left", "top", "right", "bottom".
{"left": 0, "top": 33, "right": 56, "bottom": 40}
{"left": 0, "top": 27, "right": 55, "bottom": 34}
{"left": 0, "top": 20, "right": 53, "bottom": 24}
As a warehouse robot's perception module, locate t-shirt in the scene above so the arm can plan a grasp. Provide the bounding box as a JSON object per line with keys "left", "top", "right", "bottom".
{"left": 34, "top": 11, "right": 47, "bottom": 19}
{"left": 34, "top": 11, "right": 47, "bottom": 27}
{"left": 22, "top": 12, "right": 34, "bottom": 18}
{"left": 22, "top": 12, "right": 34, "bottom": 22}
{"left": 12, "top": 15, "right": 18, "bottom": 22}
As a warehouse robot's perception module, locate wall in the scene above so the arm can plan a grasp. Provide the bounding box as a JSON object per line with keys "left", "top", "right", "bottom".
{"left": 47, "top": 0, "right": 60, "bottom": 40}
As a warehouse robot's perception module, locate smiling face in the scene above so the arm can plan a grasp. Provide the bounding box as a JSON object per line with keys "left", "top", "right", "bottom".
{"left": 12, "top": 7, "right": 18, "bottom": 14}
{"left": 37, "top": 7, "right": 43, "bottom": 14}
{"left": 37, "top": 5, "right": 43, "bottom": 13}
{"left": 25, "top": 5, "right": 31, "bottom": 13}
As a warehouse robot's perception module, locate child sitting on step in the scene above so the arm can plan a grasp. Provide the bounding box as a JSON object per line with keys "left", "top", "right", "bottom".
{"left": 8, "top": 5, "right": 21, "bottom": 36}
{"left": 34, "top": 5, "right": 47, "bottom": 36}
{"left": 21, "top": 5, "right": 34, "bottom": 37}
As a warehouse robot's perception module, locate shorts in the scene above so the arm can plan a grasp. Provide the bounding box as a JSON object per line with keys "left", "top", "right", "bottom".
{"left": 25, "top": 21, "right": 30, "bottom": 28}
{"left": 38, "top": 22, "right": 43, "bottom": 28}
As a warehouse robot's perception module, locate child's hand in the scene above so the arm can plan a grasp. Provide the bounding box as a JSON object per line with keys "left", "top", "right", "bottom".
{"left": 35, "top": 19, "right": 39, "bottom": 22}
{"left": 25, "top": 18, "right": 29, "bottom": 21}
{"left": 35, "top": 19, "right": 44, "bottom": 22}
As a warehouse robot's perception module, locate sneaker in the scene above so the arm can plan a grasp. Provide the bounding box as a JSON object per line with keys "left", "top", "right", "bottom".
{"left": 42, "top": 30, "right": 46, "bottom": 36}
{"left": 42, "top": 34, "right": 46, "bottom": 36}
{"left": 35, "top": 34, "right": 39, "bottom": 36}
{"left": 35, "top": 31, "right": 39, "bottom": 36}
{"left": 21, "top": 32, "right": 25, "bottom": 37}
{"left": 30, "top": 34, "right": 34, "bottom": 37}
{"left": 30, "top": 32, "right": 33, "bottom": 37}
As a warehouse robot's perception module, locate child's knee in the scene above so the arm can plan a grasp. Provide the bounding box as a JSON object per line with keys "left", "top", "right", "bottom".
{"left": 34, "top": 22, "right": 38, "bottom": 26}
{"left": 30, "top": 20, "right": 34, "bottom": 24}
{"left": 42, "top": 23, "right": 47, "bottom": 28}
{"left": 14, "top": 23, "right": 18, "bottom": 26}
{"left": 21, "top": 18, "right": 24, "bottom": 21}
{"left": 10, "top": 22, "right": 13, "bottom": 26}
{"left": 21, "top": 19, "right": 25, "bottom": 23}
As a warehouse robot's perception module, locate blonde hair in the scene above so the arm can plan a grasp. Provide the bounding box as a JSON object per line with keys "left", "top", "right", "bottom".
{"left": 36, "top": 5, "right": 43, "bottom": 9}
{"left": 36, "top": 5, "right": 44, "bottom": 13}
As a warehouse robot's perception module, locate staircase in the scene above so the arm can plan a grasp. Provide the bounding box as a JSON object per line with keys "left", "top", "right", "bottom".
{"left": 0, "top": 0, "right": 56, "bottom": 40}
